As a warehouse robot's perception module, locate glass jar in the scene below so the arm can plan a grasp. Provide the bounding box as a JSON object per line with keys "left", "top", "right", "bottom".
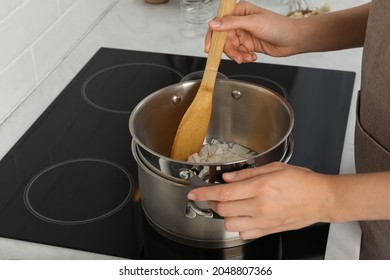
{"left": 180, "top": 0, "right": 214, "bottom": 36}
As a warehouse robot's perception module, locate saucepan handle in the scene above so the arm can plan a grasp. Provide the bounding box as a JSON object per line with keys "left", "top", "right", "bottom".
{"left": 185, "top": 175, "right": 223, "bottom": 219}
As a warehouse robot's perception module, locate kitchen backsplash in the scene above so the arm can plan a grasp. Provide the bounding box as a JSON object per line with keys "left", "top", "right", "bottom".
{"left": 0, "top": 0, "right": 118, "bottom": 124}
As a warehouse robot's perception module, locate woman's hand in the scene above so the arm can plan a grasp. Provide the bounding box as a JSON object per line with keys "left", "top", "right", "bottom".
{"left": 187, "top": 162, "right": 332, "bottom": 240}
{"left": 204, "top": 1, "right": 369, "bottom": 63}
{"left": 204, "top": 1, "right": 300, "bottom": 63}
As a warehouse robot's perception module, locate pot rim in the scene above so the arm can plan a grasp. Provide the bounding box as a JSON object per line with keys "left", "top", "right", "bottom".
{"left": 129, "top": 79, "right": 294, "bottom": 166}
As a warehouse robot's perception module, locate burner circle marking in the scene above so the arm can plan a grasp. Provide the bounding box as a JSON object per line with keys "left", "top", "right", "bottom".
{"left": 81, "top": 63, "right": 183, "bottom": 114}
{"left": 23, "top": 158, "right": 134, "bottom": 225}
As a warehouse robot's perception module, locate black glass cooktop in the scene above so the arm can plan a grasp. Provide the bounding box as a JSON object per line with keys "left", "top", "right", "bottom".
{"left": 0, "top": 48, "right": 355, "bottom": 259}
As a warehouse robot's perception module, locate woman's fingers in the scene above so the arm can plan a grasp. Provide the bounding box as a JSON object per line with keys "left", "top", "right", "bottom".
{"left": 208, "top": 198, "right": 258, "bottom": 218}
{"left": 188, "top": 180, "right": 255, "bottom": 202}
{"left": 188, "top": 163, "right": 290, "bottom": 202}
{"left": 224, "top": 216, "right": 299, "bottom": 240}
{"left": 223, "top": 162, "right": 288, "bottom": 182}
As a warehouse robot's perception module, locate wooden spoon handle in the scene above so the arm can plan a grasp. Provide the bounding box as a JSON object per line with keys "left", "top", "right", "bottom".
{"left": 170, "top": 0, "right": 236, "bottom": 161}
{"left": 201, "top": 0, "right": 236, "bottom": 91}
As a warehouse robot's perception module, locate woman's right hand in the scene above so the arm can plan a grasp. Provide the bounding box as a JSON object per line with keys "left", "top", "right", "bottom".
{"left": 205, "top": 1, "right": 370, "bottom": 63}
{"left": 205, "top": 1, "right": 300, "bottom": 63}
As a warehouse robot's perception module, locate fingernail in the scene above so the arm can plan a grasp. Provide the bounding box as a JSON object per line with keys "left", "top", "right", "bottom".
{"left": 251, "top": 53, "right": 258, "bottom": 61}
{"left": 233, "top": 56, "right": 242, "bottom": 64}
{"left": 209, "top": 20, "right": 222, "bottom": 28}
{"left": 187, "top": 192, "right": 197, "bottom": 201}
{"left": 242, "top": 56, "right": 250, "bottom": 63}
{"left": 223, "top": 172, "right": 236, "bottom": 180}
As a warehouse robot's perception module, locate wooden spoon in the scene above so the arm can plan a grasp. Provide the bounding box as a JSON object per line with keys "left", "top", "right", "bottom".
{"left": 170, "top": 0, "right": 236, "bottom": 161}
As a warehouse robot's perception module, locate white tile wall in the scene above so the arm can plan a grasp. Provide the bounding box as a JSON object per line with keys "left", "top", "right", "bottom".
{"left": 0, "top": 0, "right": 23, "bottom": 20}
{"left": 0, "top": 0, "right": 118, "bottom": 124}
{"left": 57, "top": 0, "right": 79, "bottom": 15}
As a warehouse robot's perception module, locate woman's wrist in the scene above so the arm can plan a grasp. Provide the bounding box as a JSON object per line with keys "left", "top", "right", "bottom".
{"left": 324, "top": 172, "right": 390, "bottom": 223}
{"left": 287, "top": 3, "right": 370, "bottom": 54}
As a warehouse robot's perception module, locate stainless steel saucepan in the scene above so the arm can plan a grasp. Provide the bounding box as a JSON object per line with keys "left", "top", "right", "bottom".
{"left": 128, "top": 78, "right": 294, "bottom": 248}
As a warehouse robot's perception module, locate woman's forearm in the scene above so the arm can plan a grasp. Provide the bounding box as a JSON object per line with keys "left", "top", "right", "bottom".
{"left": 293, "top": 3, "right": 370, "bottom": 54}
{"left": 326, "top": 171, "right": 390, "bottom": 223}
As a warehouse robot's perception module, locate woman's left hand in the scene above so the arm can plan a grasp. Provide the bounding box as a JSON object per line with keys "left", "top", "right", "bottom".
{"left": 187, "top": 162, "right": 332, "bottom": 240}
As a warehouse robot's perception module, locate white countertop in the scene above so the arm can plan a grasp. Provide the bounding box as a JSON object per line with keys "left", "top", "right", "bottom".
{"left": 0, "top": 0, "right": 369, "bottom": 259}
